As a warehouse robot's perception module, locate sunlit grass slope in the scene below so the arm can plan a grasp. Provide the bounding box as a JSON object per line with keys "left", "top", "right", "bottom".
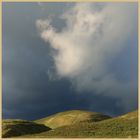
{"left": 35, "top": 110, "right": 111, "bottom": 128}
{"left": 24, "top": 110, "right": 138, "bottom": 138}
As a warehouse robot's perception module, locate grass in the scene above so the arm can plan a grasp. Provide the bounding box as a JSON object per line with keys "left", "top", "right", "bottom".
{"left": 3, "top": 110, "right": 138, "bottom": 138}
{"left": 20, "top": 110, "right": 138, "bottom": 138}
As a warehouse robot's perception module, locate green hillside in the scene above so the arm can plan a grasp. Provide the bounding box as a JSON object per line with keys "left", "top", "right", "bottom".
{"left": 35, "top": 110, "right": 111, "bottom": 128}
{"left": 2, "top": 119, "right": 51, "bottom": 138}
{"left": 22, "top": 110, "right": 138, "bottom": 138}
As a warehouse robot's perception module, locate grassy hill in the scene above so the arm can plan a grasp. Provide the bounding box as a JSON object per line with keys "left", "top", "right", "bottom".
{"left": 21, "top": 110, "right": 138, "bottom": 138}
{"left": 35, "top": 110, "right": 111, "bottom": 128}
{"left": 2, "top": 110, "right": 138, "bottom": 138}
{"left": 40, "top": 110, "right": 138, "bottom": 138}
{"left": 2, "top": 119, "right": 51, "bottom": 138}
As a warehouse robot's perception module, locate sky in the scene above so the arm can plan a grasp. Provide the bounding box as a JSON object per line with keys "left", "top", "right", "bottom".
{"left": 2, "top": 2, "right": 138, "bottom": 120}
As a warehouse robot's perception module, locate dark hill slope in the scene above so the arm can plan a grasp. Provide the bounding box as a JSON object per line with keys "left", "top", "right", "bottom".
{"left": 2, "top": 119, "right": 51, "bottom": 138}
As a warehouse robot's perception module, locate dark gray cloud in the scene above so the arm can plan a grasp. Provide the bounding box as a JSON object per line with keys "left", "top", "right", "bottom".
{"left": 2, "top": 2, "right": 138, "bottom": 120}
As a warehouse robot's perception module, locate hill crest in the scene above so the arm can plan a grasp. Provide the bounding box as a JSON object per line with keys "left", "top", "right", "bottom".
{"left": 35, "top": 109, "right": 111, "bottom": 128}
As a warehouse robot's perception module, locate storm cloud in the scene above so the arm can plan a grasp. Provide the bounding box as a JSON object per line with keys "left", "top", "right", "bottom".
{"left": 2, "top": 2, "right": 138, "bottom": 120}
{"left": 36, "top": 3, "right": 138, "bottom": 110}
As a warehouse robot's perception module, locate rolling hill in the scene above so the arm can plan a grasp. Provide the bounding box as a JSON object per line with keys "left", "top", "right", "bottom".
{"left": 36, "top": 110, "right": 137, "bottom": 138}
{"left": 35, "top": 110, "right": 111, "bottom": 128}
{"left": 2, "top": 110, "right": 138, "bottom": 138}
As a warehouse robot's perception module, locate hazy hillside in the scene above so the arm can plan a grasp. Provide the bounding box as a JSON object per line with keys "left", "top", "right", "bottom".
{"left": 35, "top": 110, "right": 111, "bottom": 128}
{"left": 2, "top": 119, "right": 51, "bottom": 138}
{"left": 2, "top": 110, "right": 138, "bottom": 138}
